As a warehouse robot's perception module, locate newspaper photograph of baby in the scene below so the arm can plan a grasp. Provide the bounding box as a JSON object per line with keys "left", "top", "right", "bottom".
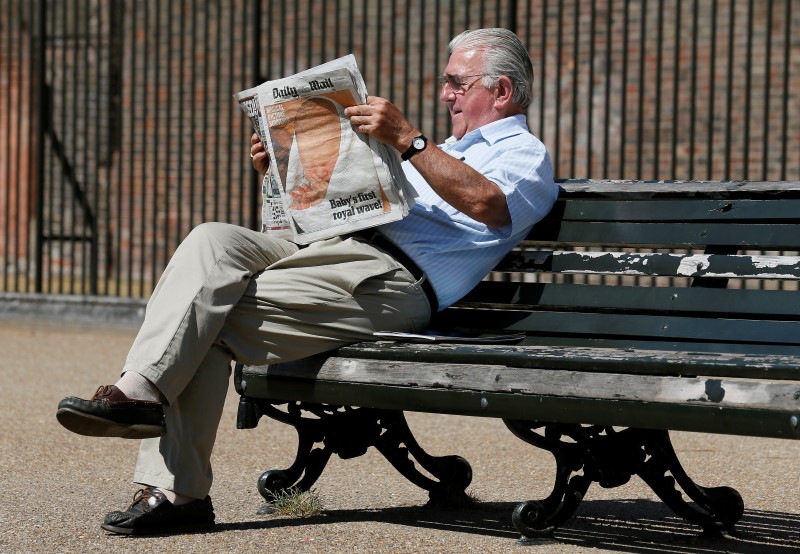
{"left": 236, "top": 55, "right": 414, "bottom": 245}
{"left": 275, "top": 90, "right": 392, "bottom": 232}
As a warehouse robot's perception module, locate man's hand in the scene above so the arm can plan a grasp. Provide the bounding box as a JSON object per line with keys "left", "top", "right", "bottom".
{"left": 250, "top": 132, "right": 270, "bottom": 177}
{"left": 344, "top": 96, "right": 418, "bottom": 153}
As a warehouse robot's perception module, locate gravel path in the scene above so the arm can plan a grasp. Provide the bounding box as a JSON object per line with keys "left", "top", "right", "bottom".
{"left": 1, "top": 319, "right": 798, "bottom": 553}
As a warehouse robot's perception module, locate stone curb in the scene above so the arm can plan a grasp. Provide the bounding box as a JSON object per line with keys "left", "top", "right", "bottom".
{"left": 0, "top": 292, "right": 146, "bottom": 326}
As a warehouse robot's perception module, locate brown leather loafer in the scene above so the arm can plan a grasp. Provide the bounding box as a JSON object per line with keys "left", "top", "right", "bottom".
{"left": 56, "top": 385, "right": 165, "bottom": 439}
{"left": 102, "top": 488, "right": 215, "bottom": 535}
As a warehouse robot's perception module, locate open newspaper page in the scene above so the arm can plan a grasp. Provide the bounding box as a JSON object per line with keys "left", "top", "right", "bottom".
{"left": 248, "top": 57, "right": 414, "bottom": 244}
{"left": 233, "top": 86, "right": 292, "bottom": 239}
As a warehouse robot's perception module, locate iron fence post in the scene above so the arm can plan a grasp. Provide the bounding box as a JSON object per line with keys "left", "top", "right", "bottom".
{"left": 251, "top": 0, "right": 262, "bottom": 231}
{"left": 33, "top": 0, "right": 47, "bottom": 293}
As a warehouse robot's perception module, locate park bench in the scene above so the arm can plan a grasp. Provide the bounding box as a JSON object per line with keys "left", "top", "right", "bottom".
{"left": 234, "top": 180, "right": 800, "bottom": 541}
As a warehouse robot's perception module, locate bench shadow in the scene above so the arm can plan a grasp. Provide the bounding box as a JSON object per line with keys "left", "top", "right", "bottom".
{"left": 217, "top": 499, "right": 800, "bottom": 552}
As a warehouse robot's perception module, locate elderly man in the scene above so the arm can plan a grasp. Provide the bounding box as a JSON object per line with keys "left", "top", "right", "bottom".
{"left": 57, "top": 28, "right": 557, "bottom": 535}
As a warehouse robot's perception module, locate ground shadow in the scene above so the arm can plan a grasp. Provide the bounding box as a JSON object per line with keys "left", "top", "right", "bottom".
{"left": 215, "top": 499, "right": 800, "bottom": 552}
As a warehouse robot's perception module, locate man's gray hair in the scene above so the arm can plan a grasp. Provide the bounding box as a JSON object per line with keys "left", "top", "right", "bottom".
{"left": 448, "top": 28, "right": 534, "bottom": 110}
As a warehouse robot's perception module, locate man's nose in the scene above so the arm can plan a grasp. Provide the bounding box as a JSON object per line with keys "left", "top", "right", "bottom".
{"left": 440, "top": 85, "right": 455, "bottom": 103}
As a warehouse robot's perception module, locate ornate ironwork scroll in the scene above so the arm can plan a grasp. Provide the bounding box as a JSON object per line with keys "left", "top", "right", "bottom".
{"left": 238, "top": 397, "right": 472, "bottom": 512}
{"left": 503, "top": 420, "right": 744, "bottom": 541}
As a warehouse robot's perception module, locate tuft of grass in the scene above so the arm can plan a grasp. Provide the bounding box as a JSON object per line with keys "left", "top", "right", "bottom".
{"left": 266, "top": 487, "right": 324, "bottom": 518}
{"left": 465, "top": 489, "right": 481, "bottom": 505}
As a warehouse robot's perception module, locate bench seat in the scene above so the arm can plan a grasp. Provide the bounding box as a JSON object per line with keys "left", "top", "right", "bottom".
{"left": 239, "top": 347, "right": 800, "bottom": 439}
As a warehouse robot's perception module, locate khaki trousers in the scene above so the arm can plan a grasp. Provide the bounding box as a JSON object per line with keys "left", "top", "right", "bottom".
{"left": 125, "top": 222, "right": 432, "bottom": 498}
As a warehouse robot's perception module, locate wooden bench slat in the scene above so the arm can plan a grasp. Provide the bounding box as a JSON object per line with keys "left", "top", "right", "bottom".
{"left": 335, "top": 342, "right": 800, "bottom": 381}
{"left": 531, "top": 221, "right": 798, "bottom": 249}
{"left": 556, "top": 199, "right": 800, "bottom": 222}
{"left": 435, "top": 309, "right": 800, "bottom": 346}
{"left": 555, "top": 179, "right": 800, "bottom": 199}
{"left": 240, "top": 360, "right": 800, "bottom": 440}
{"left": 508, "top": 336, "right": 800, "bottom": 357}
{"left": 495, "top": 251, "right": 800, "bottom": 279}
{"left": 460, "top": 282, "right": 800, "bottom": 317}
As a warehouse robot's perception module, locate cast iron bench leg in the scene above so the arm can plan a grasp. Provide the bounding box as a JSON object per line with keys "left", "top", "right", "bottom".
{"left": 638, "top": 429, "right": 744, "bottom": 535}
{"left": 503, "top": 421, "right": 744, "bottom": 541}
{"left": 373, "top": 409, "right": 473, "bottom": 508}
{"left": 241, "top": 398, "right": 472, "bottom": 511}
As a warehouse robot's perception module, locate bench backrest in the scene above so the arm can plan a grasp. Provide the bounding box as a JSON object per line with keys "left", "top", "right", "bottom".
{"left": 436, "top": 180, "right": 800, "bottom": 362}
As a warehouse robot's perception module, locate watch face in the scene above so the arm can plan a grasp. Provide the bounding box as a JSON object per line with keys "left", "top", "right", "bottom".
{"left": 413, "top": 137, "right": 425, "bottom": 149}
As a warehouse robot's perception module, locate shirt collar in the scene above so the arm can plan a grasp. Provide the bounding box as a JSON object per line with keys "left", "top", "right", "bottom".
{"left": 443, "top": 114, "right": 529, "bottom": 150}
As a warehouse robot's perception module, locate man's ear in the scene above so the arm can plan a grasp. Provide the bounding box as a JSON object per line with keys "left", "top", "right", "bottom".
{"left": 493, "top": 76, "right": 516, "bottom": 110}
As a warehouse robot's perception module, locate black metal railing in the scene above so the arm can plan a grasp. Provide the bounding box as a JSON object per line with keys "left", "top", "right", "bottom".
{"left": 1, "top": 0, "right": 798, "bottom": 298}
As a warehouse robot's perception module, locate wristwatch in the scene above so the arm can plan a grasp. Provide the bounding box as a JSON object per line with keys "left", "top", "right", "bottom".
{"left": 401, "top": 135, "right": 428, "bottom": 161}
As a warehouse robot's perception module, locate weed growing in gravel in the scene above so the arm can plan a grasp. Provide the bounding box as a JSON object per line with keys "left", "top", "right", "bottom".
{"left": 466, "top": 490, "right": 481, "bottom": 505}
{"left": 267, "top": 488, "right": 323, "bottom": 518}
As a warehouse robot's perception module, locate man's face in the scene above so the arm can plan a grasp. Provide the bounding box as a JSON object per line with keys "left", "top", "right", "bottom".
{"left": 440, "top": 48, "right": 498, "bottom": 139}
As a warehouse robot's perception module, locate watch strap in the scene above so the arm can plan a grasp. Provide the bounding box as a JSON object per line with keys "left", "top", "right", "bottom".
{"left": 401, "top": 135, "right": 427, "bottom": 161}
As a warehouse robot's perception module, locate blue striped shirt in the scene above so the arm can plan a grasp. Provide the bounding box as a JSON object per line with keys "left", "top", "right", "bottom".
{"left": 379, "top": 115, "right": 557, "bottom": 310}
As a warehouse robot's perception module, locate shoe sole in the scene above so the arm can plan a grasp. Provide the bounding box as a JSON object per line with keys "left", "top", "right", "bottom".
{"left": 56, "top": 407, "right": 165, "bottom": 439}
{"left": 100, "top": 521, "right": 215, "bottom": 535}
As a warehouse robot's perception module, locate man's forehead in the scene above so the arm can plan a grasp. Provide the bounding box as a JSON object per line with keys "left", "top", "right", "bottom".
{"left": 452, "top": 46, "right": 482, "bottom": 61}
{"left": 445, "top": 47, "right": 483, "bottom": 73}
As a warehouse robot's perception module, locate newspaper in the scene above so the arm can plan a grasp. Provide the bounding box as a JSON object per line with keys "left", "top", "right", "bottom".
{"left": 235, "top": 55, "right": 414, "bottom": 244}
{"left": 234, "top": 86, "right": 293, "bottom": 239}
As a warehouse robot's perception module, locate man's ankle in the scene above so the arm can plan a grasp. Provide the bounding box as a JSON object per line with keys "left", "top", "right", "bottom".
{"left": 115, "top": 371, "right": 162, "bottom": 403}
{"left": 154, "top": 487, "right": 198, "bottom": 506}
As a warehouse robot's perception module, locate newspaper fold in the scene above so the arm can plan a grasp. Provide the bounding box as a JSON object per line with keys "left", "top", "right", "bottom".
{"left": 235, "top": 55, "right": 414, "bottom": 244}
{"left": 234, "top": 85, "right": 293, "bottom": 238}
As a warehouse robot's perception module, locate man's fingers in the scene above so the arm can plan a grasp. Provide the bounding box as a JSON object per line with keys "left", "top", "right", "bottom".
{"left": 251, "top": 141, "right": 268, "bottom": 158}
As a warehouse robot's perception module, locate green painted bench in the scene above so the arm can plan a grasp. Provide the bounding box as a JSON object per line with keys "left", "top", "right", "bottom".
{"left": 234, "top": 180, "right": 800, "bottom": 541}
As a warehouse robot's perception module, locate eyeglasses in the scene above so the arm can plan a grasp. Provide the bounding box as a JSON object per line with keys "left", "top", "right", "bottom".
{"left": 438, "top": 73, "right": 488, "bottom": 94}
